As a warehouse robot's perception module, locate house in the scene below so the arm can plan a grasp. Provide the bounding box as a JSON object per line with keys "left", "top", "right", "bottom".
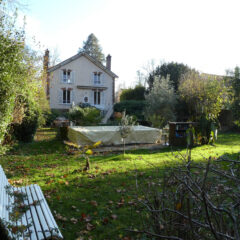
{"left": 44, "top": 50, "right": 118, "bottom": 122}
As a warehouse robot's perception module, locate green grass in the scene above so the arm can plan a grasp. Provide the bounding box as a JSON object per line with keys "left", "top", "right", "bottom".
{"left": 1, "top": 128, "right": 240, "bottom": 240}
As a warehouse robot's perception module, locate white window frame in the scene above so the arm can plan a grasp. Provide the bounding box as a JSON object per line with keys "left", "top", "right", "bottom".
{"left": 62, "top": 88, "right": 71, "bottom": 104}
{"left": 93, "top": 72, "right": 101, "bottom": 85}
{"left": 62, "top": 69, "right": 72, "bottom": 84}
{"left": 93, "top": 90, "right": 101, "bottom": 105}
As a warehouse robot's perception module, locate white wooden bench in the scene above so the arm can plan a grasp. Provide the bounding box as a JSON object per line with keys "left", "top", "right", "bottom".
{"left": 0, "top": 165, "right": 63, "bottom": 240}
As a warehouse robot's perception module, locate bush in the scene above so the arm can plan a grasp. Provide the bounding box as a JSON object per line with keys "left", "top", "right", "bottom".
{"left": 68, "top": 106, "right": 101, "bottom": 126}
{"left": 114, "top": 100, "right": 146, "bottom": 121}
{"left": 120, "top": 85, "right": 145, "bottom": 101}
{"left": 78, "top": 102, "right": 92, "bottom": 108}
{"left": 44, "top": 110, "right": 68, "bottom": 127}
{"left": 12, "top": 109, "right": 40, "bottom": 142}
{"left": 145, "top": 76, "right": 176, "bottom": 128}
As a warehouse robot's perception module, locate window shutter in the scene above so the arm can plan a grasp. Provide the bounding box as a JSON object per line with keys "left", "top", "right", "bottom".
{"left": 71, "top": 71, "right": 75, "bottom": 84}
{"left": 102, "top": 91, "right": 105, "bottom": 106}
{"left": 90, "top": 90, "right": 94, "bottom": 105}
{"left": 101, "top": 73, "right": 104, "bottom": 86}
{"left": 58, "top": 89, "right": 63, "bottom": 104}
{"left": 92, "top": 73, "right": 95, "bottom": 85}
{"left": 59, "top": 70, "right": 63, "bottom": 83}
{"left": 71, "top": 90, "right": 75, "bottom": 104}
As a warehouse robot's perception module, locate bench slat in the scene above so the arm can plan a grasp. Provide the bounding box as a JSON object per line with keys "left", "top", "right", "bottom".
{"left": 0, "top": 167, "right": 14, "bottom": 239}
{"left": 7, "top": 185, "right": 15, "bottom": 239}
{"left": 34, "top": 185, "right": 63, "bottom": 239}
{"left": 0, "top": 166, "right": 5, "bottom": 218}
{"left": 19, "top": 187, "right": 32, "bottom": 240}
{"left": 29, "top": 185, "right": 51, "bottom": 239}
{"left": 2, "top": 173, "right": 9, "bottom": 227}
{"left": 22, "top": 187, "right": 37, "bottom": 240}
{"left": 0, "top": 166, "right": 63, "bottom": 240}
{"left": 14, "top": 187, "right": 25, "bottom": 240}
{"left": 26, "top": 185, "right": 44, "bottom": 240}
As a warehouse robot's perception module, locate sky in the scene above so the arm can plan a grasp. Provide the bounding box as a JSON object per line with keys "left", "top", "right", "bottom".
{"left": 19, "top": 0, "right": 240, "bottom": 88}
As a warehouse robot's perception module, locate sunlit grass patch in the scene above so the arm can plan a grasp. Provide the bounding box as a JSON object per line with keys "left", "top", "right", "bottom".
{"left": 0, "top": 129, "right": 240, "bottom": 239}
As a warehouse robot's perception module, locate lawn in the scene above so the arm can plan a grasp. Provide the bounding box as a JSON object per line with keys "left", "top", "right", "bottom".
{"left": 1, "top": 128, "right": 240, "bottom": 240}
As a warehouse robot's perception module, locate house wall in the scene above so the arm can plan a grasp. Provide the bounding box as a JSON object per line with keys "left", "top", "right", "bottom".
{"left": 49, "top": 56, "right": 114, "bottom": 111}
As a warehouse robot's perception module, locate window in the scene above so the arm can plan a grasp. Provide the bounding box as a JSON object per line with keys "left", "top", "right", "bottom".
{"left": 63, "top": 69, "right": 71, "bottom": 83}
{"left": 94, "top": 91, "right": 101, "bottom": 105}
{"left": 62, "top": 89, "right": 71, "bottom": 104}
{"left": 93, "top": 72, "right": 101, "bottom": 85}
{"left": 84, "top": 96, "right": 88, "bottom": 103}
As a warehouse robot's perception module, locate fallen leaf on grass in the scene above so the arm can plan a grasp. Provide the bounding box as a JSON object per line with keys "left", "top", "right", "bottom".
{"left": 88, "top": 174, "right": 96, "bottom": 179}
{"left": 116, "top": 189, "right": 126, "bottom": 193}
{"left": 102, "top": 217, "right": 109, "bottom": 225}
{"left": 122, "top": 237, "right": 131, "bottom": 240}
{"left": 61, "top": 174, "right": 68, "bottom": 179}
{"left": 90, "top": 200, "right": 98, "bottom": 207}
{"left": 81, "top": 213, "right": 87, "bottom": 220}
{"left": 128, "top": 200, "right": 136, "bottom": 206}
{"left": 55, "top": 213, "right": 67, "bottom": 222}
{"left": 85, "top": 215, "right": 92, "bottom": 222}
{"left": 75, "top": 237, "right": 84, "bottom": 240}
{"left": 86, "top": 223, "right": 94, "bottom": 231}
{"left": 117, "top": 198, "right": 125, "bottom": 208}
{"left": 111, "top": 214, "right": 118, "bottom": 220}
{"left": 45, "top": 173, "right": 55, "bottom": 177}
{"left": 9, "top": 179, "right": 24, "bottom": 185}
{"left": 70, "top": 217, "right": 78, "bottom": 224}
{"left": 45, "top": 179, "right": 54, "bottom": 185}
{"left": 176, "top": 202, "right": 182, "bottom": 210}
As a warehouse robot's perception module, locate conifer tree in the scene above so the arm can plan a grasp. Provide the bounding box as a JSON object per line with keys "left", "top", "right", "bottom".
{"left": 79, "top": 33, "right": 105, "bottom": 63}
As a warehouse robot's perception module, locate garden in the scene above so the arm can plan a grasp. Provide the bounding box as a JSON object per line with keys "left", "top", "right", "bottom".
{"left": 2, "top": 1, "right": 240, "bottom": 239}
{"left": 1, "top": 128, "right": 240, "bottom": 239}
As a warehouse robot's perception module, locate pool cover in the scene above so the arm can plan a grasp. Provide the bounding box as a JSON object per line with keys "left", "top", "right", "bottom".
{"left": 68, "top": 126, "right": 162, "bottom": 146}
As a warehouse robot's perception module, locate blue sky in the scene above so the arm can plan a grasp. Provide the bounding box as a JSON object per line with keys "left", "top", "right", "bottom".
{"left": 22, "top": 0, "right": 240, "bottom": 88}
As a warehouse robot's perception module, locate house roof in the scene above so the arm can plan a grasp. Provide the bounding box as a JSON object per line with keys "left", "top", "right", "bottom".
{"left": 47, "top": 52, "right": 118, "bottom": 78}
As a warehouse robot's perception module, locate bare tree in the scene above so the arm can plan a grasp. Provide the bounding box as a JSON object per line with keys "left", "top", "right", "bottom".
{"left": 49, "top": 47, "right": 61, "bottom": 67}
{"left": 128, "top": 152, "right": 240, "bottom": 240}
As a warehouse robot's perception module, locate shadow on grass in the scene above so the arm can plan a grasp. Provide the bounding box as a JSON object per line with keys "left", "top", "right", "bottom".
{"left": 1, "top": 129, "right": 240, "bottom": 239}
{"left": 216, "top": 132, "right": 240, "bottom": 145}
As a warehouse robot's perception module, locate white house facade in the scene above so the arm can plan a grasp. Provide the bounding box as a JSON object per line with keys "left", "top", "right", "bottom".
{"left": 46, "top": 52, "right": 118, "bottom": 121}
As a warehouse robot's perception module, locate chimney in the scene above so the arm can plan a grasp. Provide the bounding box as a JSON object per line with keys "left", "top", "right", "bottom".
{"left": 106, "top": 54, "right": 111, "bottom": 71}
{"left": 43, "top": 49, "right": 49, "bottom": 71}
{"left": 43, "top": 49, "right": 50, "bottom": 98}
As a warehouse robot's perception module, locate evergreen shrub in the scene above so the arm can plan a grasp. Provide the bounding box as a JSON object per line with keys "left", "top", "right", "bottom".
{"left": 114, "top": 100, "right": 146, "bottom": 121}
{"left": 68, "top": 106, "right": 101, "bottom": 126}
{"left": 12, "top": 109, "right": 40, "bottom": 142}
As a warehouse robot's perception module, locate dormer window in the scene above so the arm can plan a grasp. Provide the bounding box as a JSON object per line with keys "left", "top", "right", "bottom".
{"left": 93, "top": 72, "right": 101, "bottom": 85}
{"left": 62, "top": 69, "right": 72, "bottom": 83}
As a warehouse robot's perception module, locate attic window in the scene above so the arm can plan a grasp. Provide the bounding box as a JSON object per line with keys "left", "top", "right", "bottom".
{"left": 63, "top": 69, "right": 72, "bottom": 83}
{"left": 94, "top": 72, "right": 101, "bottom": 85}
